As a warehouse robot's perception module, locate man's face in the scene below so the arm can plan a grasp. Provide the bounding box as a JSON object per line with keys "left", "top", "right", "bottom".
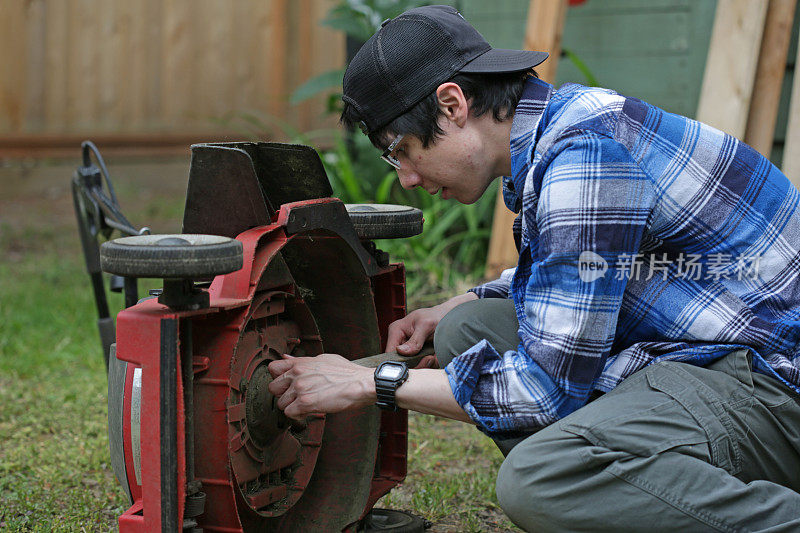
{"left": 386, "top": 117, "right": 497, "bottom": 204}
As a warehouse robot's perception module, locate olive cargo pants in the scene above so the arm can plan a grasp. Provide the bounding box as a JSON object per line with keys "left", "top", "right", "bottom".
{"left": 434, "top": 298, "right": 800, "bottom": 532}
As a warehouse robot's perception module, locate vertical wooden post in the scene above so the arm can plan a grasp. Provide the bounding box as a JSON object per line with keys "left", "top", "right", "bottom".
{"left": 485, "top": 0, "right": 568, "bottom": 279}
{"left": 745, "top": 0, "right": 797, "bottom": 157}
{"left": 782, "top": 31, "right": 800, "bottom": 187}
{"left": 696, "top": 0, "right": 768, "bottom": 138}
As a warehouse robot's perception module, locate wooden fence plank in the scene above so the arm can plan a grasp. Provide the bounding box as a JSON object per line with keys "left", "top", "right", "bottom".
{"left": 696, "top": 0, "right": 768, "bottom": 138}
{"left": 269, "top": 0, "right": 289, "bottom": 122}
{"left": 297, "top": 0, "right": 314, "bottom": 132}
{"left": 248, "top": 0, "right": 274, "bottom": 131}
{"left": 229, "top": 0, "right": 252, "bottom": 114}
{"left": 43, "top": 0, "right": 68, "bottom": 131}
{"left": 25, "top": 0, "right": 47, "bottom": 131}
{"left": 143, "top": 0, "right": 164, "bottom": 126}
{"left": 745, "top": 0, "right": 796, "bottom": 157}
{"left": 0, "top": 0, "right": 345, "bottom": 151}
{"left": 199, "top": 0, "right": 233, "bottom": 119}
{"left": 0, "top": 0, "right": 28, "bottom": 132}
{"left": 120, "top": 0, "right": 144, "bottom": 130}
{"left": 67, "top": 0, "right": 102, "bottom": 130}
{"left": 162, "top": 0, "right": 196, "bottom": 126}
{"left": 310, "top": 0, "right": 345, "bottom": 131}
{"left": 116, "top": 0, "right": 133, "bottom": 129}
{"left": 485, "top": 0, "right": 568, "bottom": 279}
{"left": 96, "top": 0, "right": 117, "bottom": 129}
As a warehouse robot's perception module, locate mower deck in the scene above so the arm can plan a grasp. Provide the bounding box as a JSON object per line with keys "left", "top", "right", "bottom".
{"left": 81, "top": 142, "right": 426, "bottom": 532}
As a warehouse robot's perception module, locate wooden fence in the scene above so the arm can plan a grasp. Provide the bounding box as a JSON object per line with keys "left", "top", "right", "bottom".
{"left": 0, "top": 0, "right": 344, "bottom": 156}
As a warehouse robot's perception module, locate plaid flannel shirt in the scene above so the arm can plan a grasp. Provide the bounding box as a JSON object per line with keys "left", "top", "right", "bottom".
{"left": 444, "top": 77, "right": 800, "bottom": 437}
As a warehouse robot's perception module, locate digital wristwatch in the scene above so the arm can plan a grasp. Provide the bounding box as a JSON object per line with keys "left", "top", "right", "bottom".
{"left": 374, "top": 361, "right": 409, "bottom": 411}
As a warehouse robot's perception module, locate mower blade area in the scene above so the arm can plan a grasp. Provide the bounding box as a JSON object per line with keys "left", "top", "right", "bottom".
{"left": 111, "top": 220, "right": 400, "bottom": 531}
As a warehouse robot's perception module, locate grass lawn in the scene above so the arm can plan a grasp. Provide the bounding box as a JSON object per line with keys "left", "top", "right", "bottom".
{"left": 0, "top": 158, "right": 519, "bottom": 532}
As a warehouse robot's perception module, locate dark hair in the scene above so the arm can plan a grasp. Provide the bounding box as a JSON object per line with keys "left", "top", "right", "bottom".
{"left": 341, "top": 69, "right": 537, "bottom": 150}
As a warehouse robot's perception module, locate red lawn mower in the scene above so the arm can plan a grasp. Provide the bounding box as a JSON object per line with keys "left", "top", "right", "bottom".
{"left": 73, "top": 141, "right": 432, "bottom": 532}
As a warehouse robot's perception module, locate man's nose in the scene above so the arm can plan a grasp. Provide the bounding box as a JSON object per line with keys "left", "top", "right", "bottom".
{"left": 397, "top": 167, "right": 422, "bottom": 190}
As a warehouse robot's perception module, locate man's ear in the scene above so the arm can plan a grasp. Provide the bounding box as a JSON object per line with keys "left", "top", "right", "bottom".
{"left": 435, "top": 82, "right": 469, "bottom": 127}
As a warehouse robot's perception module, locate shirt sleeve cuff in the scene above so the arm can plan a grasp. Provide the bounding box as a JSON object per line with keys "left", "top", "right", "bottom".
{"left": 469, "top": 267, "right": 516, "bottom": 299}
{"left": 444, "top": 339, "right": 503, "bottom": 434}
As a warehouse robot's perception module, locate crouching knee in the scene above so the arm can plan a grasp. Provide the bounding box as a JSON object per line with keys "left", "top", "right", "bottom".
{"left": 432, "top": 301, "right": 474, "bottom": 368}
{"left": 433, "top": 298, "right": 517, "bottom": 368}
{"left": 495, "top": 430, "right": 587, "bottom": 531}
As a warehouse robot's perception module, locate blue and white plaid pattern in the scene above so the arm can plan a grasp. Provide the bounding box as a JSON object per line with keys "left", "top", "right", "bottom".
{"left": 445, "top": 77, "right": 800, "bottom": 437}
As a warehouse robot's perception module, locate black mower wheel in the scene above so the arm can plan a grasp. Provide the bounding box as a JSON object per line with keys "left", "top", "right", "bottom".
{"left": 361, "top": 508, "right": 428, "bottom": 532}
{"left": 345, "top": 204, "right": 423, "bottom": 239}
{"left": 100, "top": 234, "right": 243, "bottom": 278}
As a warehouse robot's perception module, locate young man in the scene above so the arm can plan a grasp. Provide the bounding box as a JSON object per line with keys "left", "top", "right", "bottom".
{"left": 269, "top": 5, "right": 800, "bottom": 530}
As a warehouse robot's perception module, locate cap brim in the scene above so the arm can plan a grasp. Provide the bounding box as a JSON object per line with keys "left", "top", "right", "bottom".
{"left": 459, "top": 49, "right": 549, "bottom": 74}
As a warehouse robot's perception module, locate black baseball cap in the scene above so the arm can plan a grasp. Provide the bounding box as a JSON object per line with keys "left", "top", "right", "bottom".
{"left": 342, "top": 5, "right": 548, "bottom": 136}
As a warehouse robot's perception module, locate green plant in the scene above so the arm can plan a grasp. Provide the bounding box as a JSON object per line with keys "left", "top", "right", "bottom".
{"left": 317, "top": 130, "right": 497, "bottom": 299}
{"left": 283, "top": 0, "right": 498, "bottom": 298}
{"left": 323, "top": 0, "right": 431, "bottom": 41}
{"left": 378, "top": 182, "right": 496, "bottom": 300}
{"left": 224, "top": 0, "right": 532, "bottom": 300}
{"left": 562, "top": 48, "right": 599, "bottom": 86}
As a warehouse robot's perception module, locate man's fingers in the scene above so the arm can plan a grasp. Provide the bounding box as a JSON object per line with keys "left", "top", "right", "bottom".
{"left": 386, "top": 321, "right": 411, "bottom": 353}
{"left": 280, "top": 394, "right": 307, "bottom": 421}
{"left": 284, "top": 395, "right": 319, "bottom": 420}
{"left": 415, "top": 354, "right": 439, "bottom": 369}
{"left": 268, "top": 358, "right": 295, "bottom": 378}
{"left": 398, "top": 322, "right": 434, "bottom": 355}
{"left": 385, "top": 333, "right": 406, "bottom": 354}
{"left": 396, "top": 342, "right": 415, "bottom": 355}
{"left": 275, "top": 386, "right": 296, "bottom": 411}
{"left": 268, "top": 372, "right": 292, "bottom": 396}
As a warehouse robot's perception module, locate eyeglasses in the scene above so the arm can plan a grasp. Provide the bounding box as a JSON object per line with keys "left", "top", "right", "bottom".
{"left": 380, "top": 134, "right": 405, "bottom": 169}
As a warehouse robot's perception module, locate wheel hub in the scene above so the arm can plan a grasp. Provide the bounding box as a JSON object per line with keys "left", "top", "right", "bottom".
{"left": 227, "top": 291, "right": 325, "bottom": 516}
{"left": 244, "top": 364, "right": 288, "bottom": 446}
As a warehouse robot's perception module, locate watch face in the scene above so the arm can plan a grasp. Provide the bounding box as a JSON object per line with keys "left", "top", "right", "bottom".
{"left": 378, "top": 363, "right": 404, "bottom": 380}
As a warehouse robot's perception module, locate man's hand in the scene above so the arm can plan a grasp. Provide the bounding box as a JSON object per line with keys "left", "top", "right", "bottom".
{"left": 267, "top": 353, "right": 375, "bottom": 420}
{"left": 386, "top": 292, "right": 478, "bottom": 355}
{"left": 268, "top": 353, "right": 473, "bottom": 424}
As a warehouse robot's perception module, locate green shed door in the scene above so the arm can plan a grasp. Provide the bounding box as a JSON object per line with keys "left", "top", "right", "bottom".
{"left": 457, "top": 0, "right": 717, "bottom": 119}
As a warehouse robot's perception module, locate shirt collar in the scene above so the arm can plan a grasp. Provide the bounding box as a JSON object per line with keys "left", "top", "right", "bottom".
{"left": 503, "top": 76, "right": 553, "bottom": 212}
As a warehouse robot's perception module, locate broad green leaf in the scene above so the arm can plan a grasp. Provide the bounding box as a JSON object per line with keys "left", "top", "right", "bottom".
{"left": 290, "top": 69, "right": 346, "bottom": 104}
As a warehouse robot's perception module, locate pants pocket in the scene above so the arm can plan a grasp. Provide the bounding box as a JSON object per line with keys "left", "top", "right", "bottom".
{"left": 644, "top": 363, "right": 741, "bottom": 475}
{"left": 560, "top": 391, "right": 711, "bottom": 460}
{"left": 559, "top": 361, "right": 741, "bottom": 473}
